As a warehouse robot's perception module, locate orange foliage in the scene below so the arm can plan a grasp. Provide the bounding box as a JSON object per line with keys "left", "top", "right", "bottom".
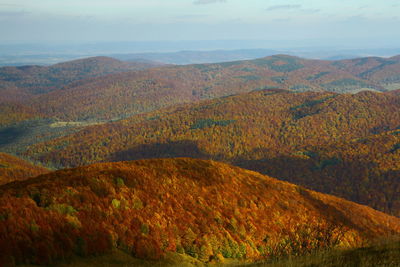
{"left": 27, "top": 90, "right": 400, "bottom": 216}
{"left": 0, "top": 158, "right": 399, "bottom": 265}
{"left": 0, "top": 153, "right": 48, "bottom": 185}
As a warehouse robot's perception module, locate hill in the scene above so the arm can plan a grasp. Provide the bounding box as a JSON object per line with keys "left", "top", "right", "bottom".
{"left": 31, "top": 240, "right": 400, "bottom": 266}
{"left": 27, "top": 55, "right": 400, "bottom": 121}
{"left": 0, "top": 158, "right": 399, "bottom": 266}
{"left": 114, "top": 48, "right": 280, "bottom": 64}
{"left": 0, "top": 153, "right": 48, "bottom": 185}
{"left": 2, "top": 55, "right": 400, "bottom": 122}
{"left": 333, "top": 55, "right": 400, "bottom": 91}
{"left": 0, "top": 102, "right": 40, "bottom": 127}
{"left": 26, "top": 89, "right": 400, "bottom": 216}
{"left": 0, "top": 56, "right": 161, "bottom": 102}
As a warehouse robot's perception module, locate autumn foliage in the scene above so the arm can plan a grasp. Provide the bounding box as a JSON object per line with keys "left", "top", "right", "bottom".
{"left": 2, "top": 55, "right": 400, "bottom": 122}
{"left": 0, "top": 153, "right": 48, "bottom": 185}
{"left": 0, "top": 158, "right": 399, "bottom": 265}
{"left": 26, "top": 89, "right": 400, "bottom": 216}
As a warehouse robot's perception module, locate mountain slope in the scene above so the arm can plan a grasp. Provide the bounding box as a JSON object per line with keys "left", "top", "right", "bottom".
{"left": 333, "top": 55, "right": 400, "bottom": 91}
{"left": 20, "top": 55, "right": 398, "bottom": 121}
{"left": 0, "top": 102, "right": 40, "bottom": 127}
{"left": 26, "top": 90, "right": 400, "bottom": 216}
{"left": 0, "top": 158, "right": 399, "bottom": 265}
{"left": 0, "top": 152, "right": 48, "bottom": 185}
{"left": 2, "top": 55, "right": 399, "bottom": 122}
{"left": 0, "top": 56, "right": 160, "bottom": 102}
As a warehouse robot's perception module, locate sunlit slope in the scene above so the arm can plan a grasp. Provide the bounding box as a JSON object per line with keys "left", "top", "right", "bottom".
{"left": 27, "top": 89, "right": 400, "bottom": 215}
{"left": 1, "top": 158, "right": 399, "bottom": 265}
{"left": 26, "top": 55, "right": 399, "bottom": 121}
{"left": 0, "top": 152, "right": 48, "bottom": 185}
{"left": 0, "top": 56, "right": 156, "bottom": 98}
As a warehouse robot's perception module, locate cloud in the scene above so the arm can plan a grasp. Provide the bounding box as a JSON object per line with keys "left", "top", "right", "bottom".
{"left": 193, "top": 0, "right": 226, "bottom": 5}
{"left": 266, "top": 5, "right": 302, "bottom": 11}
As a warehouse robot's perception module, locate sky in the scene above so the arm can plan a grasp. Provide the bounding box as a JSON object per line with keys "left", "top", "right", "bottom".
{"left": 0, "top": 0, "right": 399, "bottom": 49}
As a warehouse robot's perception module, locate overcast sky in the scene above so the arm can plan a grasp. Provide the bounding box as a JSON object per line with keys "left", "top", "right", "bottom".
{"left": 0, "top": 0, "right": 399, "bottom": 47}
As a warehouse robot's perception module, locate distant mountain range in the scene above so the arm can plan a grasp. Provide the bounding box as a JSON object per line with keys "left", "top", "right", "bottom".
{"left": 0, "top": 56, "right": 163, "bottom": 102}
{"left": 2, "top": 45, "right": 400, "bottom": 66}
{"left": 1, "top": 54, "right": 399, "bottom": 123}
{"left": 113, "top": 49, "right": 280, "bottom": 64}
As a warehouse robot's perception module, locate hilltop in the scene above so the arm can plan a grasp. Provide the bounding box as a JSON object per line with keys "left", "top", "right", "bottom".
{"left": 2, "top": 54, "right": 400, "bottom": 122}
{"left": 0, "top": 56, "right": 161, "bottom": 102}
{"left": 26, "top": 89, "right": 400, "bottom": 216}
{"left": 1, "top": 158, "right": 399, "bottom": 265}
{"left": 0, "top": 152, "right": 48, "bottom": 185}
{"left": 30, "top": 55, "right": 400, "bottom": 121}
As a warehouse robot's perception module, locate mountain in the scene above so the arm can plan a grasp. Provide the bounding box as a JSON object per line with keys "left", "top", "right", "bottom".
{"left": 0, "top": 158, "right": 399, "bottom": 265}
{"left": 0, "top": 56, "right": 162, "bottom": 102}
{"left": 0, "top": 152, "right": 48, "bottom": 185}
{"left": 0, "top": 102, "right": 40, "bottom": 127}
{"left": 2, "top": 55, "right": 400, "bottom": 122}
{"left": 22, "top": 54, "right": 398, "bottom": 121}
{"left": 113, "top": 48, "right": 280, "bottom": 64}
{"left": 331, "top": 55, "right": 400, "bottom": 91}
{"left": 25, "top": 89, "right": 400, "bottom": 216}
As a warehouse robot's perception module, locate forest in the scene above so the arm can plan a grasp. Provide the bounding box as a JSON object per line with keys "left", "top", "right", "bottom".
{"left": 1, "top": 159, "right": 399, "bottom": 265}
{"left": 0, "top": 55, "right": 400, "bottom": 266}
{"left": 24, "top": 89, "right": 400, "bottom": 217}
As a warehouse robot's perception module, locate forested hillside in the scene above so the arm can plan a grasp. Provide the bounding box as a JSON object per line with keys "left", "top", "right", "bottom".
{"left": 26, "top": 90, "right": 400, "bottom": 216}
{"left": 0, "top": 153, "right": 48, "bottom": 185}
{"left": 2, "top": 55, "right": 400, "bottom": 122}
{"left": 0, "top": 56, "right": 161, "bottom": 102}
{"left": 1, "top": 158, "right": 399, "bottom": 265}
{"left": 29, "top": 55, "right": 400, "bottom": 121}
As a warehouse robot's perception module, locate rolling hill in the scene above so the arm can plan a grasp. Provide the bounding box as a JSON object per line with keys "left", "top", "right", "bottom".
{"left": 114, "top": 48, "right": 280, "bottom": 64}
{"left": 29, "top": 55, "right": 387, "bottom": 121}
{"left": 2, "top": 55, "right": 400, "bottom": 122}
{"left": 0, "top": 102, "right": 40, "bottom": 127}
{"left": 0, "top": 152, "right": 48, "bottom": 185}
{"left": 333, "top": 56, "right": 400, "bottom": 91}
{"left": 0, "top": 56, "right": 162, "bottom": 102}
{"left": 0, "top": 158, "right": 399, "bottom": 266}
{"left": 25, "top": 89, "right": 400, "bottom": 216}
